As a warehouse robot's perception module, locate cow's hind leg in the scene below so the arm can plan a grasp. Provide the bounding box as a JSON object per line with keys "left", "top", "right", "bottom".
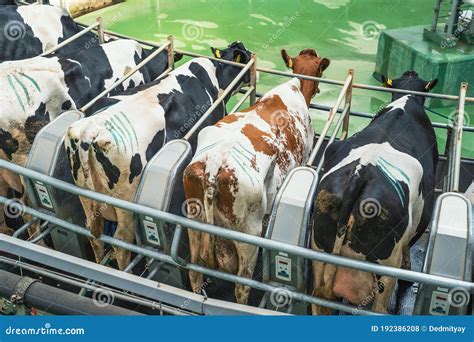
{"left": 188, "top": 229, "right": 204, "bottom": 294}
{"left": 0, "top": 178, "right": 12, "bottom": 235}
{"left": 311, "top": 261, "right": 338, "bottom": 315}
{"left": 310, "top": 238, "right": 339, "bottom": 315}
{"left": 113, "top": 209, "right": 135, "bottom": 270}
{"left": 183, "top": 162, "right": 207, "bottom": 294}
{"left": 233, "top": 241, "right": 258, "bottom": 305}
{"left": 80, "top": 196, "right": 105, "bottom": 263}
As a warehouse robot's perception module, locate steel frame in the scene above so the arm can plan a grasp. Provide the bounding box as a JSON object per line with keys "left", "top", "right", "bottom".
{"left": 4, "top": 0, "right": 474, "bottom": 316}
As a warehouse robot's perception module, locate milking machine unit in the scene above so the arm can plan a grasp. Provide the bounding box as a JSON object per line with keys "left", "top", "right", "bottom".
{"left": 24, "top": 110, "right": 93, "bottom": 260}
{"left": 413, "top": 192, "right": 473, "bottom": 315}
{"left": 133, "top": 140, "right": 192, "bottom": 289}
{"left": 260, "top": 167, "right": 319, "bottom": 314}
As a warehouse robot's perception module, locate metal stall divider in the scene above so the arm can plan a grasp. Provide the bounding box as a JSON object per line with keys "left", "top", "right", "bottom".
{"left": 414, "top": 82, "right": 473, "bottom": 315}
{"left": 40, "top": 21, "right": 101, "bottom": 56}
{"left": 133, "top": 56, "right": 256, "bottom": 289}
{"left": 413, "top": 192, "right": 473, "bottom": 315}
{"left": 18, "top": 17, "right": 108, "bottom": 258}
{"left": 24, "top": 110, "right": 88, "bottom": 258}
{"left": 1, "top": 156, "right": 473, "bottom": 316}
{"left": 260, "top": 69, "right": 354, "bottom": 314}
{"left": 22, "top": 37, "right": 174, "bottom": 260}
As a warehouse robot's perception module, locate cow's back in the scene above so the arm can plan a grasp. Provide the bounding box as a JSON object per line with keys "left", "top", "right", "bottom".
{"left": 0, "top": 4, "right": 97, "bottom": 61}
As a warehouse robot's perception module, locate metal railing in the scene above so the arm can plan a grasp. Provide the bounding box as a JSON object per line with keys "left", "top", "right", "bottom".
{"left": 307, "top": 69, "right": 354, "bottom": 170}
{"left": 447, "top": 82, "right": 468, "bottom": 192}
{"left": 8, "top": 0, "right": 474, "bottom": 316}
{"left": 40, "top": 21, "right": 100, "bottom": 56}
{"left": 80, "top": 37, "right": 173, "bottom": 112}
{"left": 0, "top": 161, "right": 472, "bottom": 316}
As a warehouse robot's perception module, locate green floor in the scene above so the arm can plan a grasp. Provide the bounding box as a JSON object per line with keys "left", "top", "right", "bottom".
{"left": 80, "top": 0, "right": 473, "bottom": 159}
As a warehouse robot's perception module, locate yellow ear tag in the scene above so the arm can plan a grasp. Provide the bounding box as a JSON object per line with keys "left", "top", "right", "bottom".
{"left": 386, "top": 79, "right": 392, "bottom": 86}
{"left": 215, "top": 50, "right": 221, "bottom": 58}
{"left": 425, "top": 82, "right": 431, "bottom": 90}
{"left": 235, "top": 54, "right": 241, "bottom": 63}
{"left": 288, "top": 59, "right": 293, "bottom": 68}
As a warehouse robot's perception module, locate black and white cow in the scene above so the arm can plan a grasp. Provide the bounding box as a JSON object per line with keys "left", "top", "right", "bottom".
{"left": 65, "top": 42, "right": 253, "bottom": 270}
{"left": 0, "top": 4, "right": 98, "bottom": 61}
{"left": 311, "top": 71, "right": 439, "bottom": 314}
{"left": 0, "top": 39, "right": 172, "bottom": 234}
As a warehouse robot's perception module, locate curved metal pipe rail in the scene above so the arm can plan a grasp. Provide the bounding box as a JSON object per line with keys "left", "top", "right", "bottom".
{"left": 0, "top": 256, "right": 193, "bottom": 316}
{"left": 71, "top": 20, "right": 474, "bottom": 103}
{"left": 0, "top": 161, "right": 472, "bottom": 313}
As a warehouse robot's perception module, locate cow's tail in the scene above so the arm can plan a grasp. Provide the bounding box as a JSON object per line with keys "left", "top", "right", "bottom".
{"left": 196, "top": 165, "right": 219, "bottom": 270}
{"left": 78, "top": 137, "right": 97, "bottom": 191}
{"left": 332, "top": 171, "right": 367, "bottom": 257}
{"left": 203, "top": 186, "right": 215, "bottom": 226}
{"left": 66, "top": 124, "right": 101, "bottom": 192}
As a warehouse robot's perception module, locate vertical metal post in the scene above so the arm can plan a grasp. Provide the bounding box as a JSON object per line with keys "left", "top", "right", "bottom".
{"left": 450, "top": 82, "right": 467, "bottom": 192}
{"left": 446, "top": 0, "right": 460, "bottom": 37}
{"left": 167, "top": 35, "right": 175, "bottom": 70}
{"left": 249, "top": 54, "right": 257, "bottom": 106}
{"left": 340, "top": 69, "right": 354, "bottom": 140}
{"left": 431, "top": 0, "right": 443, "bottom": 32}
{"left": 97, "top": 17, "right": 105, "bottom": 44}
{"left": 442, "top": 126, "right": 453, "bottom": 192}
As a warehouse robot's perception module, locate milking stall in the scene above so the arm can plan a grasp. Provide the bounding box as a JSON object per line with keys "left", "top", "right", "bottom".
{"left": 0, "top": 0, "right": 473, "bottom": 332}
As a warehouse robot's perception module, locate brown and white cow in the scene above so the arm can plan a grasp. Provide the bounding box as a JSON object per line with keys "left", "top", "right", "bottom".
{"left": 183, "top": 49, "right": 330, "bottom": 304}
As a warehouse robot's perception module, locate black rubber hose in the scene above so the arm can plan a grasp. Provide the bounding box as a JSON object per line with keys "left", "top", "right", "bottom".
{"left": 0, "top": 270, "right": 144, "bottom": 315}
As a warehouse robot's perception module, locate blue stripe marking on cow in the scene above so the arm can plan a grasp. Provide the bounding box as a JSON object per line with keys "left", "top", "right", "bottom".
{"left": 13, "top": 75, "right": 31, "bottom": 105}
{"left": 119, "top": 112, "right": 139, "bottom": 150}
{"left": 229, "top": 149, "right": 257, "bottom": 187}
{"left": 380, "top": 157, "right": 410, "bottom": 184}
{"left": 376, "top": 161, "right": 405, "bottom": 207}
{"left": 19, "top": 72, "right": 41, "bottom": 92}
{"left": 107, "top": 119, "right": 128, "bottom": 153}
{"left": 194, "top": 140, "right": 223, "bottom": 157}
{"left": 114, "top": 114, "right": 134, "bottom": 152}
{"left": 110, "top": 116, "right": 131, "bottom": 152}
{"left": 104, "top": 121, "right": 121, "bottom": 153}
{"left": 7, "top": 75, "right": 25, "bottom": 112}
